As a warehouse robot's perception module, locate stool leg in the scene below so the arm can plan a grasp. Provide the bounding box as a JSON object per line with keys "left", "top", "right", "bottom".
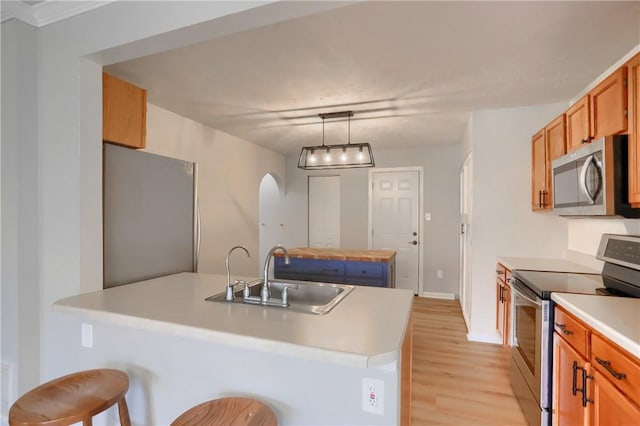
{"left": 82, "top": 418, "right": 93, "bottom": 426}
{"left": 118, "top": 397, "right": 131, "bottom": 426}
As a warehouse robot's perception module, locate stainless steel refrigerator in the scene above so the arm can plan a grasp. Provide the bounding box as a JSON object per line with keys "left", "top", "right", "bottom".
{"left": 103, "top": 143, "right": 199, "bottom": 288}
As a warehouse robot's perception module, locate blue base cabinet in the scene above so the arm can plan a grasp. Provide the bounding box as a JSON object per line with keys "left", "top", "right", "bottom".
{"left": 274, "top": 257, "right": 395, "bottom": 288}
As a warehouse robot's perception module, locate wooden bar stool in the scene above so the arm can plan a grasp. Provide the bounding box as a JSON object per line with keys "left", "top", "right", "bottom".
{"left": 171, "top": 397, "right": 277, "bottom": 426}
{"left": 9, "top": 368, "right": 131, "bottom": 426}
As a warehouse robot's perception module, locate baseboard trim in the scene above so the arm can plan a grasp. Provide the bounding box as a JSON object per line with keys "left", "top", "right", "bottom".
{"left": 467, "top": 332, "right": 502, "bottom": 345}
{"left": 421, "top": 292, "right": 456, "bottom": 300}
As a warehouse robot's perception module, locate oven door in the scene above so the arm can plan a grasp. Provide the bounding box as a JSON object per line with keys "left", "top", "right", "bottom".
{"left": 511, "top": 280, "right": 552, "bottom": 415}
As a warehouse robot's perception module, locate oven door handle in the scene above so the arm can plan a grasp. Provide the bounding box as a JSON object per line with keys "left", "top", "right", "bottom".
{"left": 513, "top": 286, "right": 542, "bottom": 307}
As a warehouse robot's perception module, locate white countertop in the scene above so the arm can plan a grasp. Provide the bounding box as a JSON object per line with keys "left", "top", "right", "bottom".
{"left": 551, "top": 293, "right": 640, "bottom": 358}
{"left": 497, "top": 256, "right": 599, "bottom": 274}
{"left": 53, "top": 273, "right": 414, "bottom": 368}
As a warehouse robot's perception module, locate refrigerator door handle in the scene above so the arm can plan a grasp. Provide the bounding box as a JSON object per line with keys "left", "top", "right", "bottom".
{"left": 193, "top": 163, "right": 200, "bottom": 273}
{"left": 195, "top": 201, "right": 201, "bottom": 272}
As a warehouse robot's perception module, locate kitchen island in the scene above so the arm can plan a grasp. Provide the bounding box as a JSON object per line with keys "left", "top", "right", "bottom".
{"left": 275, "top": 248, "right": 396, "bottom": 288}
{"left": 52, "top": 272, "right": 413, "bottom": 425}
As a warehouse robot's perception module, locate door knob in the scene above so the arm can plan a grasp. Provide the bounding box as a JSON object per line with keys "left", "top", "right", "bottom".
{"left": 409, "top": 240, "right": 418, "bottom": 245}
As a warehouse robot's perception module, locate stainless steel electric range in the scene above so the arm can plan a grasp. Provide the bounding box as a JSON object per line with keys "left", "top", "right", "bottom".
{"left": 509, "top": 234, "right": 640, "bottom": 426}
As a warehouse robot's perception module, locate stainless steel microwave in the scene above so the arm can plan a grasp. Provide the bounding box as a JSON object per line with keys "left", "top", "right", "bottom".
{"left": 551, "top": 135, "right": 640, "bottom": 217}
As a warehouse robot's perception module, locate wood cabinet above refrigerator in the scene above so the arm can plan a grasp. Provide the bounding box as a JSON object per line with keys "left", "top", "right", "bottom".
{"left": 103, "top": 72, "right": 147, "bottom": 149}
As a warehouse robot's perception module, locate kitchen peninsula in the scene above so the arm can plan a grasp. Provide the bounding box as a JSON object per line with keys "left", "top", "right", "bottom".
{"left": 274, "top": 248, "right": 396, "bottom": 288}
{"left": 52, "top": 272, "right": 413, "bottom": 425}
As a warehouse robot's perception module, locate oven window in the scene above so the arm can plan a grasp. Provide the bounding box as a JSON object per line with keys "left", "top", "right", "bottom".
{"left": 514, "top": 293, "right": 537, "bottom": 373}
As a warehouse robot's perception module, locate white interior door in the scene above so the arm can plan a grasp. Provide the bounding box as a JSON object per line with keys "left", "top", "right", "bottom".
{"left": 308, "top": 176, "right": 340, "bottom": 248}
{"left": 370, "top": 169, "right": 420, "bottom": 294}
{"left": 459, "top": 154, "right": 473, "bottom": 328}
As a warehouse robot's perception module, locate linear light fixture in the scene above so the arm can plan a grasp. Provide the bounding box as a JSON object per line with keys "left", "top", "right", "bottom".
{"left": 297, "top": 110, "right": 375, "bottom": 170}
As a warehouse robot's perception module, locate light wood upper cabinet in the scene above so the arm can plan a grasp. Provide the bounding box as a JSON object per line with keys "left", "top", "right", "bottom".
{"left": 566, "top": 68, "right": 628, "bottom": 153}
{"left": 532, "top": 115, "right": 566, "bottom": 211}
{"left": 627, "top": 53, "right": 640, "bottom": 206}
{"left": 566, "top": 95, "right": 590, "bottom": 152}
{"left": 590, "top": 67, "right": 628, "bottom": 139}
{"left": 103, "top": 72, "right": 147, "bottom": 149}
{"left": 532, "top": 129, "right": 549, "bottom": 211}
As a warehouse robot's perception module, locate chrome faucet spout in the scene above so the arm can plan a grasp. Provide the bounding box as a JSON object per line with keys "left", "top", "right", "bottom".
{"left": 225, "top": 245, "right": 250, "bottom": 301}
{"left": 262, "top": 245, "right": 289, "bottom": 303}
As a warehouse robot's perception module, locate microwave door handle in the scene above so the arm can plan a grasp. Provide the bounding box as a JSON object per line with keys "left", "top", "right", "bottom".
{"left": 579, "top": 154, "right": 596, "bottom": 205}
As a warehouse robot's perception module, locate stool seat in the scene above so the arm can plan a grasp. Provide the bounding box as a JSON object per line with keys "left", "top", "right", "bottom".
{"left": 171, "top": 397, "right": 277, "bottom": 426}
{"left": 9, "top": 368, "right": 131, "bottom": 426}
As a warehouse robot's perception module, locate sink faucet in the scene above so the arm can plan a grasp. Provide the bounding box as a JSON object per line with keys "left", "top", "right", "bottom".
{"left": 262, "top": 245, "right": 290, "bottom": 303}
{"left": 225, "top": 245, "right": 250, "bottom": 301}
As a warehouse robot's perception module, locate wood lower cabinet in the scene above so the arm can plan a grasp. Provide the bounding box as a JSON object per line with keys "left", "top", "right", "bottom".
{"left": 553, "top": 335, "right": 588, "bottom": 426}
{"left": 590, "top": 369, "right": 640, "bottom": 426}
{"left": 552, "top": 306, "right": 640, "bottom": 426}
{"left": 496, "top": 263, "right": 511, "bottom": 348}
{"left": 103, "top": 72, "right": 147, "bottom": 149}
{"left": 627, "top": 53, "right": 640, "bottom": 206}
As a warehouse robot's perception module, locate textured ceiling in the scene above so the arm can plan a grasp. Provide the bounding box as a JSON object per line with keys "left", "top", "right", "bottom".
{"left": 106, "top": 1, "right": 640, "bottom": 155}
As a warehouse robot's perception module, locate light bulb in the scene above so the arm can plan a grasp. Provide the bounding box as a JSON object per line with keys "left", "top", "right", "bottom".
{"left": 357, "top": 152, "right": 364, "bottom": 161}
{"left": 341, "top": 152, "right": 348, "bottom": 161}
{"left": 309, "top": 152, "right": 316, "bottom": 163}
{"left": 324, "top": 148, "right": 331, "bottom": 162}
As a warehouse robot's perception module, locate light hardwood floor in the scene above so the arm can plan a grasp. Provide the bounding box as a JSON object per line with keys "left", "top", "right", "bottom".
{"left": 411, "top": 297, "right": 528, "bottom": 426}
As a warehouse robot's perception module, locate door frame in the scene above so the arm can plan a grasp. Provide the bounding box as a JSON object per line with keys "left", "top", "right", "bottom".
{"left": 368, "top": 167, "right": 424, "bottom": 295}
{"left": 459, "top": 152, "right": 472, "bottom": 329}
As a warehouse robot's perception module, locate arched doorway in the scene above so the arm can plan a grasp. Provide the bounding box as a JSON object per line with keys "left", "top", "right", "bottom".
{"left": 258, "top": 173, "right": 284, "bottom": 270}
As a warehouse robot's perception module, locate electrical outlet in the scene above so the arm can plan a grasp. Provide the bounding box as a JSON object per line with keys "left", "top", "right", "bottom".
{"left": 437, "top": 269, "right": 444, "bottom": 279}
{"left": 81, "top": 323, "right": 93, "bottom": 348}
{"left": 362, "top": 378, "right": 384, "bottom": 415}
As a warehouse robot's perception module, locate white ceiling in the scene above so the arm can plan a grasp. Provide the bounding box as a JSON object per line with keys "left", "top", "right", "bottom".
{"left": 105, "top": 1, "right": 640, "bottom": 155}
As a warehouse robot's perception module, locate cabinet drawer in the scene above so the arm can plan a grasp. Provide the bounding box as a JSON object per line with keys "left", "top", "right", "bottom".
{"left": 554, "top": 308, "right": 589, "bottom": 358}
{"left": 591, "top": 333, "right": 640, "bottom": 406}
{"left": 274, "top": 258, "right": 344, "bottom": 278}
{"left": 345, "top": 262, "right": 384, "bottom": 279}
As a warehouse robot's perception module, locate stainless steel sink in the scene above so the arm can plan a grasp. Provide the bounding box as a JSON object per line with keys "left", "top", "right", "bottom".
{"left": 206, "top": 279, "right": 354, "bottom": 315}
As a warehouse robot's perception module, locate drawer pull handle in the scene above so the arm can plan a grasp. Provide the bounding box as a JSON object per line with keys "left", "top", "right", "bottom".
{"left": 554, "top": 323, "right": 574, "bottom": 335}
{"left": 595, "top": 357, "right": 627, "bottom": 380}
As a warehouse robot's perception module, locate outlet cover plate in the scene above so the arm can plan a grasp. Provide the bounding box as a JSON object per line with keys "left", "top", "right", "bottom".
{"left": 362, "top": 377, "right": 384, "bottom": 415}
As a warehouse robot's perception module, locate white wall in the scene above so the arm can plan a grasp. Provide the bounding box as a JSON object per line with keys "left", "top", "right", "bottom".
{"left": 259, "top": 174, "right": 286, "bottom": 269}
{"left": 1, "top": 0, "right": 353, "bottom": 408}
{"left": 283, "top": 143, "right": 462, "bottom": 296}
{"left": 467, "top": 103, "right": 569, "bottom": 342}
{"left": 144, "top": 104, "right": 285, "bottom": 276}
{"left": 1, "top": 19, "right": 40, "bottom": 410}
{"left": 567, "top": 219, "right": 640, "bottom": 256}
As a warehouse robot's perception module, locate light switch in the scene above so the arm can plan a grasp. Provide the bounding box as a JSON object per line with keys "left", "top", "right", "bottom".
{"left": 425, "top": 213, "right": 431, "bottom": 222}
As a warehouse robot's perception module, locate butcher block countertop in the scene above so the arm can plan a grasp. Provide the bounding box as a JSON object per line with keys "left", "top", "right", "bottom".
{"left": 274, "top": 247, "right": 396, "bottom": 262}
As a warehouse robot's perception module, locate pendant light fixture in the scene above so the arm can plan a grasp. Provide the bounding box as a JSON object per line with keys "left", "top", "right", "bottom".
{"left": 297, "top": 110, "right": 375, "bottom": 170}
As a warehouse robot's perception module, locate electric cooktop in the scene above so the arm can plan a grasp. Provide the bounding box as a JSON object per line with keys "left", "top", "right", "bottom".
{"left": 513, "top": 234, "right": 640, "bottom": 300}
